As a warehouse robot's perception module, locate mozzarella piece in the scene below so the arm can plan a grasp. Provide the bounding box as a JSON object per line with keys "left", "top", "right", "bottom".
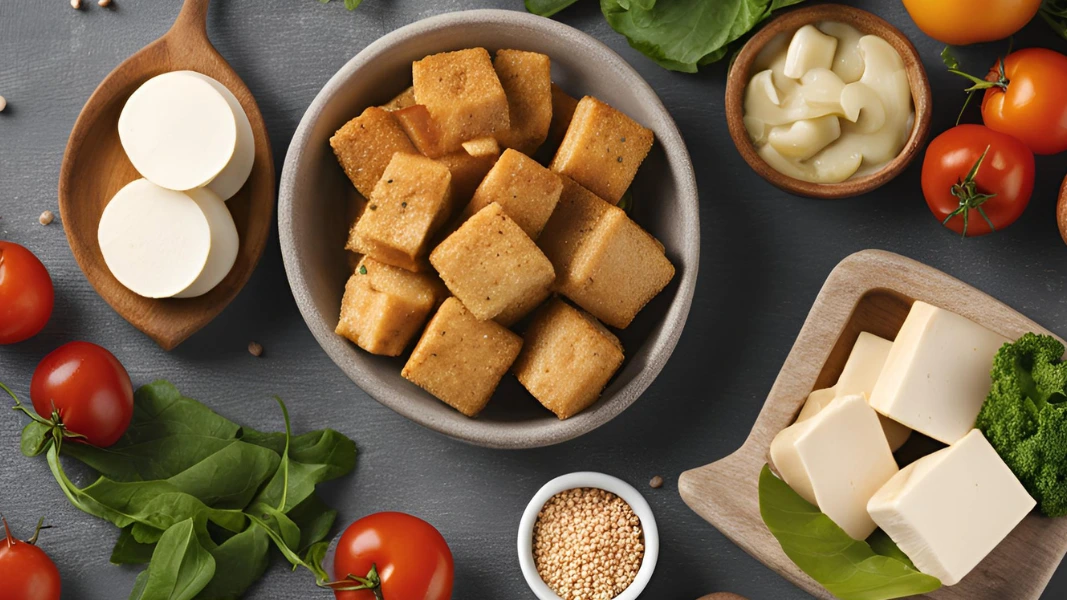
{"left": 98, "top": 179, "right": 211, "bottom": 299}
{"left": 869, "top": 302, "right": 1008, "bottom": 445}
{"left": 768, "top": 116, "right": 841, "bottom": 160}
{"left": 770, "top": 395, "right": 899, "bottom": 540}
{"left": 818, "top": 21, "right": 865, "bottom": 83}
{"left": 840, "top": 82, "right": 886, "bottom": 133}
{"left": 119, "top": 71, "right": 237, "bottom": 191}
{"left": 868, "top": 430, "right": 1035, "bottom": 585}
{"left": 173, "top": 188, "right": 239, "bottom": 298}
{"left": 798, "top": 68, "right": 845, "bottom": 108}
{"left": 783, "top": 25, "right": 838, "bottom": 79}
{"left": 181, "top": 71, "right": 256, "bottom": 201}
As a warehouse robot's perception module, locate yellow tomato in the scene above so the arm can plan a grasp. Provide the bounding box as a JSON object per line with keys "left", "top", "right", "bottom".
{"left": 901, "top": 0, "right": 1042, "bottom": 45}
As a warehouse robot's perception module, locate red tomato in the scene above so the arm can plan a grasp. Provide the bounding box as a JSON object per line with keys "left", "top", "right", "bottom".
{"left": 921, "top": 124, "right": 1035, "bottom": 237}
{"left": 982, "top": 48, "right": 1067, "bottom": 155}
{"left": 31, "top": 341, "right": 134, "bottom": 447}
{"left": 0, "top": 241, "right": 54, "bottom": 344}
{"left": 0, "top": 518, "right": 61, "bottom": 600}
{"left": 333, "top": 512, "right": 453, "bottom": 600}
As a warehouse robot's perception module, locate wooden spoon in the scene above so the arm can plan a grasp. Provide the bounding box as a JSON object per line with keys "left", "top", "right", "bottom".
{"left": 58, "top": 0, "right": 274, "bottom": 350}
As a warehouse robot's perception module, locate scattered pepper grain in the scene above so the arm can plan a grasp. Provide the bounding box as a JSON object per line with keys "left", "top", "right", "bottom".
{"left": 247, "top": 341, "right": 264, "bottom": 357}
{"left": 533, "top": 487, "right": 644, "bottom": 600}
{"left": 39, "top": 211, "right": 55, "bottom": 226}
{"left": 649, "top": 475, "right": 663, "bottom": 489}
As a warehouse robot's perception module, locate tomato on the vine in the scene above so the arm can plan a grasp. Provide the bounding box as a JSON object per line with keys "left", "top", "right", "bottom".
{"left": 902, "top": 0, "right": 1041, "bottom": 46}
{"left": 0, "top": 241, "right": 54, "bottom": 345}
{"left": 333, "top": 512, "right": 453, "bottom": 600}
{"left": 979, "top": 48, "right": 1067, "bottom": 155}
{"left": 30, "top": 341, "right": 134, "bottom": 447}
{"left": 0, "top": 517, "right": 61, "bottom": 600}
{"left": 921, "top": 124, "right": 1035, "bottom": 237}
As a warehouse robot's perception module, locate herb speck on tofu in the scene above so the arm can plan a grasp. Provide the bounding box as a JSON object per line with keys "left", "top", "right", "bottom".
{"left": 358, "top": 265, "right": 368, "bottom": 275}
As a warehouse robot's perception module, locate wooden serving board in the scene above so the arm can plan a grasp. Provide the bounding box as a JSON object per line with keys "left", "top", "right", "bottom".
{"left": 679, "top": 249, "right": 1067, "bottom": 600}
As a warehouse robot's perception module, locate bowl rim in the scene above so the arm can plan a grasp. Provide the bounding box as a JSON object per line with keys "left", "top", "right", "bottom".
{"left": 278, "top": 8, "right": 700, "bottom": 449}
{"left": 724, "top": 3, "right": 933, "bottom": 199}
{"left": 516, "top": 471, "right": 660, "bottom": 600}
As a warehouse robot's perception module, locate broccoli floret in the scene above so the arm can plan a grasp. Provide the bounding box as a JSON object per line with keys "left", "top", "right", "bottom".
{"left": 976, "top": 333, "right": 1067, "bottom": 517}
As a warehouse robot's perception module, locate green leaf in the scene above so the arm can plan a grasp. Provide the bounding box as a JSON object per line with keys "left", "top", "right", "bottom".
{"left": 600, "top": 0, "right": 799, "bottom": 72}
{"left": 112, "top": 527, "right": 157, "bottom": 565}
{"left": 193, "top": 527, "right": 270, "bottom": 600}
{"left": 940, "top": 46, "right": 961, "bottom": 71}
{"left": 166, "top": 441, "right": 280, "bottom": 510}
{"left": 21, "top": 421, "right": 52, "bottom": 457}
{"left": 243, "top": 428, "right": 356, "bottom": 512}
{"left": 525, "top": 0, "right": 583, "bottom": 17}
{"left": 867, "top": 530, "right": 917, "bottom": 571}
{"left": 288, "top": 493, "right": 337, "bottom": 552}
{"left": 133, "top": 519, "right": 215, "bottom": 600}
{"left": 759, "top": 465, "right": 941, "bottom": 600}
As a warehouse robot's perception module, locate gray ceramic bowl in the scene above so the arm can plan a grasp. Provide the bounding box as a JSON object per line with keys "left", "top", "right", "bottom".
{"left": 279, "top": 9, "right": 699, "bottom": 449}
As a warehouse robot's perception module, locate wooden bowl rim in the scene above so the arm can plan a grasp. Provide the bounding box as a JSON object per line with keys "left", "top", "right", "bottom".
{"left": 724, "top": 3, "right": 933, "bottom": 199}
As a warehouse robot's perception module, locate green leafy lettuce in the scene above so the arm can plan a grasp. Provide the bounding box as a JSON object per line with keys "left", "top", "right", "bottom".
{"left": 759, "top": 465, "right": 941, "bottom": 600}
{"left": 18, "top": 381, "right": 356, "bottom": 600}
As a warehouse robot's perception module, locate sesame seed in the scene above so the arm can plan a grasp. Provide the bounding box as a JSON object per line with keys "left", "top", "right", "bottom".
{"left": 39, "top": 210, "right": 55, "bottom": 226}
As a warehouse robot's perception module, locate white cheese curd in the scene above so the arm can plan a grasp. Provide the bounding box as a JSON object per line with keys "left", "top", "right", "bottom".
{"left": 179, "top": 71, "right": 256, "bottom": 201}
{"left": 98, "top": 179, "right": 212, "bottom": 299}
{"left": 119, "top": 71, "right": 237, "bottom": 191}
{"left": 173, "top": 187, "right": 239, "bottom": 298}
{"left": 744, "top": 22, "right": 914, "bottom": 184}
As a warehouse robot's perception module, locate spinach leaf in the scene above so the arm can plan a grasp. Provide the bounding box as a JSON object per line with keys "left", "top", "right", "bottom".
{"left": 525, "top": 0, "right": 583, "bottom": 17}
{"left": 21, "top": 421, "right": 51, "bottom": 457}
{"left": 193, "top": 527, "right": 271, "bottom": 600}
{"left": 243, "top": 428, "right": 356, "bottom": 512}
{"left": 166, "top": 441, "right": 280, "bottom": 510}
{"left": 288, "top": 493, "right": 337, "bottom": 552}
{"left": 759, "top": 465, "right": 941, "bottom": 600}
{"left": 598, "top": 0, "right": 804, "bottom": 72}
{"left": 867, "top": 530, "right": 918, "bottom": 571}
{"left": 112, "top": 527, "right": 157, "bottom": 565}
{"left": 132, "top": 519, "right": 215, "bottom": 600}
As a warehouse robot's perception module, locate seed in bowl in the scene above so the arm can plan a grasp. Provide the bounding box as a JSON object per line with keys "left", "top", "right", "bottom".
{"left": 743, "top": 23, "right": 913, "bottom": 183}
{"left": 533, "top": 487, "right": 644, "bottom": 600}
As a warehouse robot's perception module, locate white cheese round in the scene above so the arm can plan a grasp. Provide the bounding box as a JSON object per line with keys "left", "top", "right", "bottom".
{"left": 180, "top": 71, "right": 256, "bottom": 201}
{"left": 98, "top": 179, "right": 212, "bottom": 299}
{"left": 173, "top": 187, "right": 239, "bottom": 298}
{"left": 118, "top": 72, "right": 237, "bottom": 191}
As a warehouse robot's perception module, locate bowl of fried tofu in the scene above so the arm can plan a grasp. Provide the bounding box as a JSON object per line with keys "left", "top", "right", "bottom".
{"left": 279, "top": 9, "right": 699, "bottom": 448}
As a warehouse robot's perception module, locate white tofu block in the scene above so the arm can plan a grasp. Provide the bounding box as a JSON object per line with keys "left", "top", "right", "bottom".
{"left": 770, "top": 394, "right": 899, "bottom": 540}
{"left": 181, "top": 71, "right": 256, "bottom": 201}
{"left": 783, "top": 24, "right": 838, "bottom": 79}
{"left": 869, "top": 302, "right": 1009, "bottom": 444}
{"left": 796, "top": 332, "right": 912, "bottom": 451}
{"left": 868, "top": 429, "right": 1035, "bottom": 585}
{"left": 173, "top": 188, "right": 239, "bottom": 298}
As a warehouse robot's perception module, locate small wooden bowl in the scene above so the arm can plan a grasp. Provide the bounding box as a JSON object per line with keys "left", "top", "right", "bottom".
{"left": 725, "top": 4, "right": 932, "bottom": 199}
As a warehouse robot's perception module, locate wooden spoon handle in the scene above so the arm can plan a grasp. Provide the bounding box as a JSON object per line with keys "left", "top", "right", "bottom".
{"left": 169, "top": 0, "right": 211, "bottom": 44}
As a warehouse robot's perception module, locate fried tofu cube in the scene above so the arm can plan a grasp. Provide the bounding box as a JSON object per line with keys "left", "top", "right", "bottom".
{"left": 330, "top": 107, "right": 419, "bottom": 198}
{"left": 462, "top": 136, "right": 500, "bottom": 158}
{"left": 546, "top": 84, "right": 580, "bottom": 150}
{"left": 382, "top": 87, "right": 416, "bottom": 111}
{"left": 514, "top": 298, "right": 624, "bottom": 419}
{"left": 495, "top": 284, "right": 551, "bottom": 328}
{"left": 393, "top": 105, "right": 447, "bottom": 159}
{"left": 413, "top": 48, "right": 510, "bottom": 152}
{"left": 430, "top": 203, "right": 555, "bottom": 321}
{"left": 436, "top": 150, "right": 499, "bottom": 209}
{"left": 462, "top": 149, "right": 563, "bottom": 240}
{"left": 538, "top": 177, "right": 613, "bottom": 276}
{"left": 557, "top": 207, "right": 674, "bottom": 328}
{"left": 354, "top": 153, "right": 452, "bottom": 272}
{"left": 335, "top": 257, "right": 446, "bottom": 356}
{"left": 550, "top": 97, "right": 654, "bottom": 204}
{"left": 402, "top": 297, "right": 523, "bottom": 416}
{"left": 493, "top": 49, "right": 552, "bottom": 155}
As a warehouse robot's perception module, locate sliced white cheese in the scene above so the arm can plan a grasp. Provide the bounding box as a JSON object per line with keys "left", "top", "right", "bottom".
{"left": 768, "top": 116, "right": 841, "bottom": 160}
{"left": 98, "top": 179, "right": 211, "bottom": 299}
{"left": 817, "top": 21, "right": 865, "bottom": 84}
{"left": 796, "top": 387, "right": 836, "bottom": 423}
{"left": 771, "top": 394, "right": 899, "bottom": 540}
{"left": 173, "top": 188, "right": 239, "bottom": 298}
{"left": 783, "top": 25, "right": 838, "bottom": 79}
{"left": 180, "top": 71, "right": 256, "bottom": 201}
{"left": 867, "top": 429, "right": 1035, "bottom": 585}
{"left": 119, "top": 71, "right": 237, "bottom": 191}
{"left": 869, "top": 302, "right": 1009, "bottom": 444}
{"left": 797, "top": 68, "right": 846, "bottom": 108}
{"left": 840, "top": 82, "right": 887, "bottom": 133}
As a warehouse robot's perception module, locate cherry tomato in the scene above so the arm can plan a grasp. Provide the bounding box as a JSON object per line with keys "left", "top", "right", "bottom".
{"left": 30, "top": 341, "right": 134, "bottom": 447}
{"left": 981, "top": 48, "right": 1067, "bottom": 155}
{"left": 0, "top": 518, "right": 61, "bottom": 600}
{"left": 921, "top": 124, "right": 1034, "bottom": 237}
{"left": 333, "top": 512, "right": 453, "bottom": 600}
{"left": 902, "top": 0, "right": 1041, "bottom": 45}
{"left": 0, "top": 241, "right": 54, "bottom": 344}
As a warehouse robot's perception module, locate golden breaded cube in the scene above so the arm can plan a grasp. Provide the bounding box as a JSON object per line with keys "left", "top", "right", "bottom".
{"left": 430, "top": 203, "right": 555, "bottom": 321}
{"left": 495, "top": 284, "right": 551, "bottom": 328}
{"left": 493, "top": 49, "right": 552, "bottom": 155}
{"left": 382, "top": 87, "right": 416, "bottom": 111}
{"left": 513, "top": 298, "right": 624, "bottom": 419}
{"left": 335, "top": 257, "right": 446, "bottom": 356}
{"left": 402, "top": 297, "right": 523, "bottom": 416}
{"left": 546, "top": 84, "right": 580, "bottom": 150}
{"left": 413, "top": 48, "right": 510, "bottom": 152}
{"left": 538, "top": 177, "right": 613, "bottom": 276}
{"left": 550, "top": 96, "right": 654, "bottom": 204}
{"left": 393, "top": 105, "right": 447, "bottom": 159}
{"left": 330, "top": 107, "right": 418, "bottom": 198}
{"left": 462, "top": 149, "right": 563, "bottom": 240}
{"left": 558, "top": 208, "right": 674, "bottom": 328}
{"left": 436, "top": 150, "right": 499, "bottom": 210}
{"left": 462, "top": 137, "right": 500, "bottom": 158}
{"left": 355, "top": 153, "right": 452, "bottom": 272}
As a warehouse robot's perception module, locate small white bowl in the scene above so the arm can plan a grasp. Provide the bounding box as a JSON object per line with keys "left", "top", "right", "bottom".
{"left": 517, "top": 472, "right": 660, "bottom": 600}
